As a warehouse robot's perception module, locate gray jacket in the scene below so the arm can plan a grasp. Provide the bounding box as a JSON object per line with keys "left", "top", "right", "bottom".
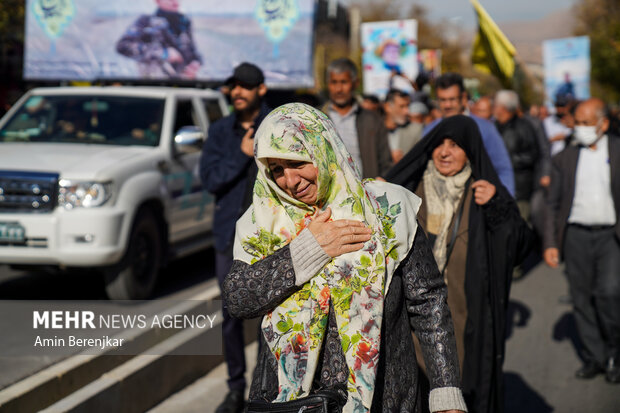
{"left": 322, "top": 103, "right": 393, "bottom": 179}
{"left": 355, "top": 107, "right": 393, "bottom": 178}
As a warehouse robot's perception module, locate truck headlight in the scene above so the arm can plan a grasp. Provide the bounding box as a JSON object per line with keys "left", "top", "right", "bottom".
{"left": 58, "top": 180, "right": 112, "bottom": 209}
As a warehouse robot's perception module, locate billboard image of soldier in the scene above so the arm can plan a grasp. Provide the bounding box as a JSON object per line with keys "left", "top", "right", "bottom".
{"left": 543, "top": 36, "right": 590, "bottom": 107}
{"left": 24, "top": 0, "right": 314, "bottom": 86}
{"left": 116, "top": 0, "right": 202, "bottom": 79}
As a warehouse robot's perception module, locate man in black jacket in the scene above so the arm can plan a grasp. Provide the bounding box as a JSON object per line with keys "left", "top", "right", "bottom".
{"left": 493, "top": 90, "right": 540, "bottom": 221}
{"left": 543, "top": 98, "right": 620, "bottom": 384}
{"left": 200, "top": 62, "right": 271, "bottom": 412}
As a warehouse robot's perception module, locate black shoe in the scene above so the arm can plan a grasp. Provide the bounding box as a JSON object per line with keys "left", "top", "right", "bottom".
{"left": 215, "top": 389, "right": 245, "bottom": 413}
{"left": 606, "top": 357, "right": 620, "bottom": 384}
{"left": 575, "top": 362, "right": 604, "bottom": 379}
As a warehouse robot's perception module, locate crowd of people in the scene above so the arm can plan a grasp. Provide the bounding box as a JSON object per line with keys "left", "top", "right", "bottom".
{"left": 200, "top": 60, "right": 619, "bottom": 413}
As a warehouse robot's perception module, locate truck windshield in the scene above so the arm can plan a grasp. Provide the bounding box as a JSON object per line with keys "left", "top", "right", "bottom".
{"left": 0, "top": 95, "right": 165, "bottom": 146}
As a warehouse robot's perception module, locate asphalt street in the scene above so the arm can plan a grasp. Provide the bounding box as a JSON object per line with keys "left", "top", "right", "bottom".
{"left": 0, "top": 247, "right": 216, "bottom": 390}
{"left": 502, "top": 260, "right": 620, "bottom": 412}
{"left": 3, "top": 249, "right": 619, "bottom": 412}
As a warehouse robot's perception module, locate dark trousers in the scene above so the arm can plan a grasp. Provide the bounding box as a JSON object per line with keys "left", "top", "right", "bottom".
{"left": 216, "top": 249, "right": 246, "bottom": 391}
{"left": 564, "top": 225, "right": 620, "bottom": 365}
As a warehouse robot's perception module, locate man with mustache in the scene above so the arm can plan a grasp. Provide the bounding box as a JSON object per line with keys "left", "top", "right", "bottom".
{"left": 322, "top": 58, "right": 393, "bottom": 178}
{"left": 200, "top": 62, "right": 270, "bottom": 413}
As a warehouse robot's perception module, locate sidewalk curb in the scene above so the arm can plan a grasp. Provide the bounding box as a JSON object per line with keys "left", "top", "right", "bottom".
{"left": 0, "top": 280, "right": 220, "bottom": 413}
{"left": 39, "top": 314, "right": 224, "bottom": 413}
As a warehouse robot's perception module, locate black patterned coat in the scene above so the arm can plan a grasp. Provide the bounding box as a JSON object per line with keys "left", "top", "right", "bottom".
{"left": 223, "top": 228, "right": 461, "bottom": 412}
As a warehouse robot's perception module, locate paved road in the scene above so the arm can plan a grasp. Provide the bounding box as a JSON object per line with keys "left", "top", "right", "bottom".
{"left": 150, "top": 261, "right": 620, "bottom": 413}
{"left": 503, "top": 260, "right": 620, "bottom": 412}
{"left": 0, "top": 248, "right": 215, "bottom": 301}
{"left": 0, "top": 248, "right": 216, "bottom": 390}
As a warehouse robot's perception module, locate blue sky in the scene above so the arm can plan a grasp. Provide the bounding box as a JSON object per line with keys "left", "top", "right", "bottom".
{"left": 347, "top": 0, "right": 580, "bottom": 28}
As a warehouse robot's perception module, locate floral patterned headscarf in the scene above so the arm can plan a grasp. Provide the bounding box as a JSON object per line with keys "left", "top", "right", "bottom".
{"left": 233, "top": 103, "right": 420, "bottom": 412}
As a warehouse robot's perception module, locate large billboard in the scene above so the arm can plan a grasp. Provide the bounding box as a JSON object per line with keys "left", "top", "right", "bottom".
{"left": 361, "top": 20, "right": 418, "bottom": 99}
{"left": 24, "top": 0, "right": 315, "bottom": 87}
{"left": 543, "top": 36, "right": 590, "bottom": 106}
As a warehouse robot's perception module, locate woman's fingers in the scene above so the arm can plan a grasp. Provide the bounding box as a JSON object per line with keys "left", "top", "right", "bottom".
{"left": 310, "top": 218, "right": 372, "bottom": 257}
{"left": 324, "top": 223, "right": 371, "bottom": 243}
{"left": 314, "top": 207, "right": 331, "bottom": 222}
{"left": 331, "top": 219, "right": 371, "bottom": 230}
{"left": 337, "top": 242, "right": 367, "bottom": 255}
{"left": 343, "top": 231, "right": 372, "bottom": 244}
{"left": 472, "top": 179, "right": 496, "bottom": 205}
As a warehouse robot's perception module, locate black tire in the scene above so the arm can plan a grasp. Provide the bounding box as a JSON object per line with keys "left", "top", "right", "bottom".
{"left": 104, "top": 209, "right": 163, "bottom": 300}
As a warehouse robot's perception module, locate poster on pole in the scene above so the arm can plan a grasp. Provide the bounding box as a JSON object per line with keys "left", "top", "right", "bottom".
{"left": 418, "top": 49, "right": 441, "bottom": 80}
{"left": 361, "top": 20, "right": 418, "bottom": 99}
{"left": 24, "top": 0, "right": 315, "bottom": 87}
{"left": 542, "top": 36, "right": 590, "bottom": 106}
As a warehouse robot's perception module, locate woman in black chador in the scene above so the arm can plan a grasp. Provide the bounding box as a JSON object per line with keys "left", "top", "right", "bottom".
{"left": 385, "top": 115, "right": 533, "bottom": 413}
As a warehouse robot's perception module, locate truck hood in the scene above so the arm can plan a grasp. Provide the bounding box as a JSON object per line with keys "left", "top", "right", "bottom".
{"left": 0, "top": 143, "right": 156, "bottom": 179}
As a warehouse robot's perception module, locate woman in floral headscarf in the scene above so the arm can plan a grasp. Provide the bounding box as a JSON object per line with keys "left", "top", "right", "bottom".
{"left": 223, "top": 103, "right": 466, "bottom": 413}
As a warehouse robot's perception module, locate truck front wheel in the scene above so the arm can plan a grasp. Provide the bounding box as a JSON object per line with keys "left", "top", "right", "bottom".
{"left": 104, "top": 209, "right": 163, "bottom": 300}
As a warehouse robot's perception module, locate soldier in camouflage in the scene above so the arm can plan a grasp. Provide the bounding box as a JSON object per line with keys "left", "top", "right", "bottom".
{"left": 116, "top": 0, "right": 202, "bottom": 79}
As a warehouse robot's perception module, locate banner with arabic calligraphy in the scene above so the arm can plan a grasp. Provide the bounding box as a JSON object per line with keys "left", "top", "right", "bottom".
{"left": 24, "top": 0, "right": 314, "bottom": 87}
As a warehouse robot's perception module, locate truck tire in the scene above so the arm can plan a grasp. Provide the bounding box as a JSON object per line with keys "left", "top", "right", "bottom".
{"left": 104, "top": 209, "right": 163, "bottom": 300}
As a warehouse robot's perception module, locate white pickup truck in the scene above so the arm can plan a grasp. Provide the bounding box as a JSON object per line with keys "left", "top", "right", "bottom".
{"left": 0, "top": 86, "right": 228, "bottom": 299}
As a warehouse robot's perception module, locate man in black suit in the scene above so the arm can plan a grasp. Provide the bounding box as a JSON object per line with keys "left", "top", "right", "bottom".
{"left": 544, "top": 98, "right": 620, "bottom": 384}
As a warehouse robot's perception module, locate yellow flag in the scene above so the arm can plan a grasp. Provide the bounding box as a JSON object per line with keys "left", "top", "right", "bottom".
{"left": 470, "top": 0, "right": 516, "bottom": 86}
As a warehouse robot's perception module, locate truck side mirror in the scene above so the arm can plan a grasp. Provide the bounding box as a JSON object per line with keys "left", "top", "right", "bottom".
{"left": 174, "top": 126, "right": 204, "bottom": 155}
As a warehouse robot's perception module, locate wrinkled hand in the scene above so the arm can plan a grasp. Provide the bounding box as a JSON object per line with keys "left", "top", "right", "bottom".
{"left": 471, "top": 179, "right": 496, "bottom": 205}
{"left": 544, "top": 247, "right": 560, "bottom": 268}
{"left": 308, "top": 208, "right": 372, "bottom": 258}
{"left": 240, "top": 127, "right": 255, "bottom": 157}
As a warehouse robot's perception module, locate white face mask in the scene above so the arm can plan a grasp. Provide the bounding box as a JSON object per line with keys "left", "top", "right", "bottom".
{"left": 573, "top": 125, "right": 600, "bottom": 147}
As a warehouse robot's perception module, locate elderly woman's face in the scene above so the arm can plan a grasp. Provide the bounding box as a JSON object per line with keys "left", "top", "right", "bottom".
{"left": 432, "top": 138, "right": 468, "bottom": 176}
{"left": 268, "top": 158, "right": 319, "bottom": 205}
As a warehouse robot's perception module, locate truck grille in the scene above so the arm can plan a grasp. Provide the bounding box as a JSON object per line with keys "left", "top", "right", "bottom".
{"left": 0, "top": 171, "right": 58, "bottom": 213}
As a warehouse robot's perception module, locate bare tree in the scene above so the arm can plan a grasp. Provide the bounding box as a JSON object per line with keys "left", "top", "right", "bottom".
{"left": 574, "top": 0, "right": 620, "bottom": 102}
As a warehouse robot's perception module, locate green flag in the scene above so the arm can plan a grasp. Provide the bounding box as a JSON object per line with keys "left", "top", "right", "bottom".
{"left": 471, "top": 0, "right": 516, "bottom": 87}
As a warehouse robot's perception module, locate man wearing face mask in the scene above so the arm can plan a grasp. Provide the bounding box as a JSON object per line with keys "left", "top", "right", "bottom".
{"left": 543, "top": 98, "right": 620, "bottom": 384}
